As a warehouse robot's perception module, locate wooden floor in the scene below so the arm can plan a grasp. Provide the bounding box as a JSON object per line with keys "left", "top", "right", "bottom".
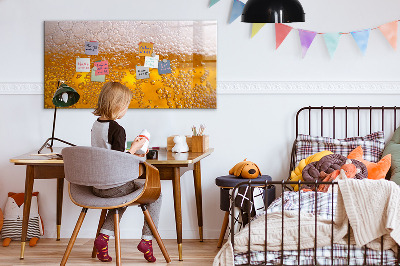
{"left": 0, "top": 239, "right": 221, "bottom": 265}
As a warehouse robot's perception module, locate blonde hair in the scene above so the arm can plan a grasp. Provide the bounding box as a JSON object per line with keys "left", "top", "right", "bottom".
{"left": 93, "top": 82, "right": 133, "bottom": 120}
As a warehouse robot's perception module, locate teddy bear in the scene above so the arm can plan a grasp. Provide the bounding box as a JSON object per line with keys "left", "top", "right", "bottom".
{"left": 229, "top": 159, "right": 261, "bottom": 179}
{"left": 1, "top": 192, "right": 44, "bottom": 247}
{"left": 172, "top": 135, "right": 189, "bottom": 153}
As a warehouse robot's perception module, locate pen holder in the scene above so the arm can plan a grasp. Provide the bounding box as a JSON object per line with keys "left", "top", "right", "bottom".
{"left": 191, "top": 135, "right": 209, "bottom": 153}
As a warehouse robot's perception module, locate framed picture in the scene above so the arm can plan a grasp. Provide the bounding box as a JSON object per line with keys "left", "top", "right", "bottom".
{"left": 44, "top": 21, "right": 217, "bottom": 109}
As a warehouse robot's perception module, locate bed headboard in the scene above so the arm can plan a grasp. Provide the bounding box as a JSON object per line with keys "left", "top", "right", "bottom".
{"left": 295, "top": 106, "right": 400, "bottom": 138}
{"left": 290, "top": 106, "right": 400, "bottom": 178}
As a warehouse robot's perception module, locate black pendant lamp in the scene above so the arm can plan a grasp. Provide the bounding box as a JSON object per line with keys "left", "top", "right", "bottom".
{"left": 241, "top": 0, "right": 305, "bottom": 23}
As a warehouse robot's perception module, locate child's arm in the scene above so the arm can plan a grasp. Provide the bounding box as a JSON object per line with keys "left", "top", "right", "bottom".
{"left": 128, "top": 137, "right": 147, "bottom": 155}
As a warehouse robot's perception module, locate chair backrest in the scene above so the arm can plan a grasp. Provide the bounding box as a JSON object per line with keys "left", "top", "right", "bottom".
{"left": 62, "top": 146, "right": 145, "bottom": 188}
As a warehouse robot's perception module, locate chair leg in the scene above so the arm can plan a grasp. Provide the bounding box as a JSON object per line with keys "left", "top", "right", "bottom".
{"left": 60, "top": 208, "right": 88, "bottom": 266}
{"left": 114, "top": 209, "right": 121, "bottom": 266}
{"left": 141, "top": 205, "right": 171, "bottom": 263}
{"left": 92, "top": 209, "right": 108, "bottom": 258}
{"left": 217, "top": 211, "right": 230, "bottom": 248}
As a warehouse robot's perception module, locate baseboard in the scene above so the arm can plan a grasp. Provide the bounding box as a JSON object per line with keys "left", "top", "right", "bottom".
{"left": 1, "top": 81, "right": 400, "bottom": 95}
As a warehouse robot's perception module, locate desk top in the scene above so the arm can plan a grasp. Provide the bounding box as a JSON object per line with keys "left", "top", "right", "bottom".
{"left": 10, "top": 147, "right": 214, "bottom": 166}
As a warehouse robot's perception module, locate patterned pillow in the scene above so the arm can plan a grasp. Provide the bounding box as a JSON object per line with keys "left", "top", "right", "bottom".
{"left": 294, "top": 131, "right": 385, "bottom": 166}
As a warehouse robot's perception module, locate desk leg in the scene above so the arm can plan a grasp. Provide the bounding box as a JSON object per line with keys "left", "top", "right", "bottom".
{"left": 193, "top": 161, "right": 203, "bottom": 242}
{"left": 172, "top": 167, "right": 183, "bottom": 261}
{"left": 20, "top": 165, "right": 34, "bottom": 259}
{"left": 56, "top": 178, "right": 64, "bottom": 241}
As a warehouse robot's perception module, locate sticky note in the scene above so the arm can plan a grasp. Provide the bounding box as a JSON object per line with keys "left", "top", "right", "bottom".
{"left": 94, "top": 60, "right": 109, "bottom": 75}
{"left": 85, "top": 41, "right": 99, "bottom": 55}
{"left": 144, "top": 55, "right": 159, "bottom": 68}
{"left": 139, "top": 42, "right": 154, "bottom": 56}
{"left": 158, "top": 60, "right": 172, "bottom": 75}
{"left": 136, "top": 66, "right": 150, "bottom": 80}
{"left": 76, "top": 58, "right": 90, "bottom": 72}
{"left": 91, "top": 67, "right": 105, "bottom": 82}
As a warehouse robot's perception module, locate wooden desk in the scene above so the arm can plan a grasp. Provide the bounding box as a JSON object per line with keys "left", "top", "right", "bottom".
{"left": 10, "top": 147, "right": 213, "bottom": 261}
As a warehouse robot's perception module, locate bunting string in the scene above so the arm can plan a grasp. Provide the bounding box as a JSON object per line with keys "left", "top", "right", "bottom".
{"left": 209, "top": 0, "right": 400, "bottom": 58}
{"left": 285, "top": 20, "right": 400, "bottom": 35}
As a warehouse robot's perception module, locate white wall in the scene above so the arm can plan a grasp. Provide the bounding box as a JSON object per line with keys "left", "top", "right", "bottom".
{"left": 1, "top": 0, "right": 400, "bottom": 239}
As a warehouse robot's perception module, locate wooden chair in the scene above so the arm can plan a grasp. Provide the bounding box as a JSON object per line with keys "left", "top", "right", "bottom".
{"left": 60, "top": 146, "right": 171, "bottom": 265}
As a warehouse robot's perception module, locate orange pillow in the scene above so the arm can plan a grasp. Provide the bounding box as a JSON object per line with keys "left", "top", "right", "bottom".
{"left": 347, "top": 146, "right": 391, "bottom": 180}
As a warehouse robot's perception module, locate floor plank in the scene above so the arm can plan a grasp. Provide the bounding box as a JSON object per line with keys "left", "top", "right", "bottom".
{"left": 0, "top": 239, "right": 221, "bottom": 265}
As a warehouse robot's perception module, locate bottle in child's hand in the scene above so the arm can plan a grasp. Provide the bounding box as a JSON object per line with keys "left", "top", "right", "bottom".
{"left": 135, "top": 129, "right": 150, "bottom": 154}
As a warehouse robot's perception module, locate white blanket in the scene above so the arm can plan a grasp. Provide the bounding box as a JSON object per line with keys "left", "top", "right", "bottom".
{"left": 213, "top": 179, "right": 400, "bottom": 266}
{"left": 213, "top": 211, "right": 341, "bottom": 266}
{"left": 335, "top": 178, "right": 400, "bottom": 251}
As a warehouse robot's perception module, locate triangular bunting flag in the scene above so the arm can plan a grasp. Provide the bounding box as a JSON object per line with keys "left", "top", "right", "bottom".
{"left": 251, "top": 23, "right": 266, "bottom": 38}
{"left": 229, "top": 0, "right": 245, "bottom": 24}
{"left": 209, "top": 0, "right": 220, "bottom": 7}
{"left": 323, "top": 33, "right": 341, "bottom": 58}
{"left": 298, "top": 29, "right": 317, "bottom": 58}
{"left": 351, "top": 29, "right": 370, "bottom": 55}
{"left": 275, "top": 23, "right": 293, "bottom": 49}
{"left": 378, "top": 21, "right": 398, "bottom": 50}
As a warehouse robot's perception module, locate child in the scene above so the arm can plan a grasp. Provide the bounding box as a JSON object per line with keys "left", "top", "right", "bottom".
{"left": 91, "top": 81, "right": 162, "bottom": 263}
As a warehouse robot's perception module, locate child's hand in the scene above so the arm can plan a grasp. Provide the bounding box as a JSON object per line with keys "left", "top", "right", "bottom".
{"left": 134, "top": 148, "right": 149, "bottom": 157}
{"left": 128, "top": 137, "right": 147, "bottom": 155}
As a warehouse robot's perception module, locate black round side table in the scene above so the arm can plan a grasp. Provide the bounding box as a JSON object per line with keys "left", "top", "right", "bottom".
{"left": 215, "top": 175, "right": 275, "bottom": 248}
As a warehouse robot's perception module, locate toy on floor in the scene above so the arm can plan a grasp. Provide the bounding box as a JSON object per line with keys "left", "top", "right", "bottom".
{"left": 229, "top": 159, "right": 261, "bottom": 179}
{"left": 1, "top": 192, "right": 44, "bottom": 247}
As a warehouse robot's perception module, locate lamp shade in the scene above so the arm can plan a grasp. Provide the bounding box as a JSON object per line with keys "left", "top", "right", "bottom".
{"left": 241, "top": 0, "right": 305, "bottom": 23}
{"left": 52, "top": 83, "right": 80, "bottom": 107}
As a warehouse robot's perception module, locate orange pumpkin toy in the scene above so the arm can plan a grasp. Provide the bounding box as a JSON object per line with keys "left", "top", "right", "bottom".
{"left": 229, "top": 159, "right": 261, "bottom": 179}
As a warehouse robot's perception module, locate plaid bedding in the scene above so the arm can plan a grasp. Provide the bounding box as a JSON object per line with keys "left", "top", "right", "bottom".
{"left": 266, "top": 190, "right": 336, "bottom": 220}
{"left": 234, "top": 244, "right": 397, "bottom": 265}
{"left": 234, "top": 191, "right": 397, "bottom": 265}
{"left": 294, "top": 131, "right": 385, "bottom": 166}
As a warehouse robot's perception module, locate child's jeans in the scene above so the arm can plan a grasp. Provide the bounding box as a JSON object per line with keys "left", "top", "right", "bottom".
{"left": 92, "top": 179, "right": 162, "bottom": 240}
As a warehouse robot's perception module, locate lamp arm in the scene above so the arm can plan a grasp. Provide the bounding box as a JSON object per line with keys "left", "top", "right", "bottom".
{"left": 50, "top": 106, "right": 57, "bottom": 148}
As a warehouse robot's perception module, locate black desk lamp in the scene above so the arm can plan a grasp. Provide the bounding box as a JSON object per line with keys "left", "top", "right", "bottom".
{"left": 241, "top": 0, "right": 305, "bottom": 23}
{"left": 38, "top": 81, "right": 80, "bottom": 154}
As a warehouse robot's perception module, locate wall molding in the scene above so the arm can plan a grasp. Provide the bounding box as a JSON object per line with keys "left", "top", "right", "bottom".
{"left": 1, "top": 81, "right": 400, "bottom": 95}
{"left": 0, "top": 83, "right": 44, "bottom": 94}
{"left": 217, "top": 81, "right": 400, "bottom": 94}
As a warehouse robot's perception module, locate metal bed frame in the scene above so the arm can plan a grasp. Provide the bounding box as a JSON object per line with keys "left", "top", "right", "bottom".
{"left": 230, "top": 106, "right": 400, "bottom": 266}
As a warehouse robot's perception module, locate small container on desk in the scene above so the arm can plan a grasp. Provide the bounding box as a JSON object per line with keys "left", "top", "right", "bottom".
{"left": 167, "top": 135, "right": 192, "bottom": 151}
{"left": 146, "top": 149, "right": 158, "bottom": 160}
{"left": 191, "top": 135, "right": 209, "bottom": 153}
